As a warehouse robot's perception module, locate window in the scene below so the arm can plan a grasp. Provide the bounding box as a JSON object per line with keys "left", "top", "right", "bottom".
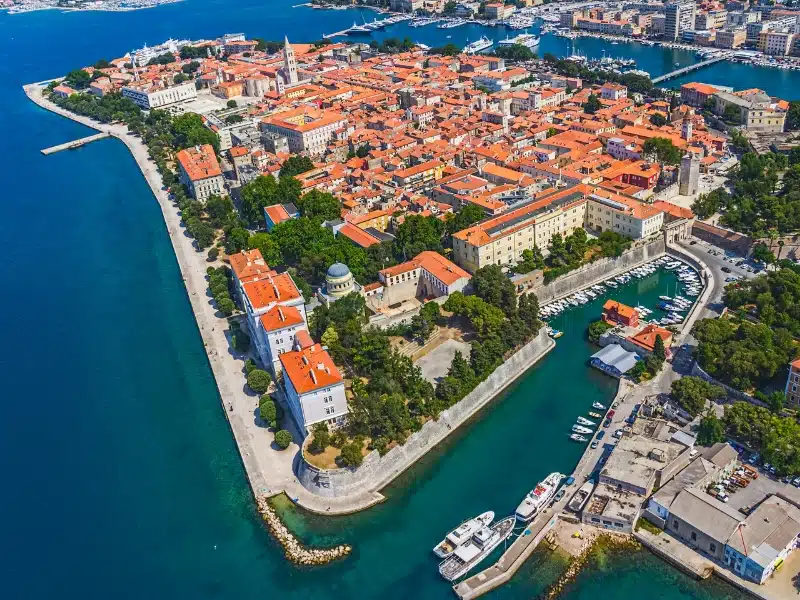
{"left": 691, "top": 532, "right": 697, "bottom": 542}
{"left": 710, "top": 543, "right": 716, "bottom": 553}
{"left": 673, "top": 520, "right": 679, "bottom": 530}
{"left": 325, "top": 406, "right": 334, "bottom": 415}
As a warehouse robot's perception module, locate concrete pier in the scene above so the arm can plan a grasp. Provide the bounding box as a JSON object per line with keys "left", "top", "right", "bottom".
{"left": 651, "top": 55, "right": 730, "bottom": 84}
{"left": 41, "top": 132, "right": 109, "bottom": 155}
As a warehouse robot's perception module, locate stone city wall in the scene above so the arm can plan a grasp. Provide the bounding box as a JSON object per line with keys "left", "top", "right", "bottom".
{"left": 297, "top": 328, "right": 554, "bottom": 498}
{"left": 529, "top": 237, "right": 667, "bottom": 304}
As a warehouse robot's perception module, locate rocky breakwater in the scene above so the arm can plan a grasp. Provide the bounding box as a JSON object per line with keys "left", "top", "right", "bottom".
{"left": 256, "top": 495, "right": 352, "bottom": 565}
{"left": 542, "top": 532, "right": 640, "bottom": 600}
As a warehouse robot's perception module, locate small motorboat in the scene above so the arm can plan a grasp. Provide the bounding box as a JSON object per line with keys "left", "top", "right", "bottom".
{"left": 576, "top": 416, "right": 596, "bottom": 427}
{"left": 570, "top": 434, "right": 588, "bottom": 442}
{"left": 588, "top": 412, "right": 603, "bottom": 419}
{"left": 592, "top": 402, "right": 606, "bottom": 410}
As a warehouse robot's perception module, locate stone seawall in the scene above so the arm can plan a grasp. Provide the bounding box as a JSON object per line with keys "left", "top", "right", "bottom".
{"left": 297, "top": 328, "right": 554, "bottom": 499}
{"left": 531, "top": 237, "right": 666, "bottom": 304}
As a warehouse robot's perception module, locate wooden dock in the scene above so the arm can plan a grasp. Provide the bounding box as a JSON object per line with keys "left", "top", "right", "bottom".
{"left": 41, "top": 132, "right": 109, "bottom": 155}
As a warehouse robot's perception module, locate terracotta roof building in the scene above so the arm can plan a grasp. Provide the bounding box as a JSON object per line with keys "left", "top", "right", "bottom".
{"left": 176, "top": 144, "right": 226, "bottom": 200}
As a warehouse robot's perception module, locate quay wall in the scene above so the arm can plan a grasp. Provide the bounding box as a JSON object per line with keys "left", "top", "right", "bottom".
{"left": 530, "top": 237, "right": 666, "bottom": 304}
{"left": 297, "top": 328, "right": 554, "bottom": 499}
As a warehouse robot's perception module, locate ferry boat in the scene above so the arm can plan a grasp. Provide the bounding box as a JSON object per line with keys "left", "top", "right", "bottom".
{"left": 515, "top": 472, "right": 564, "bottom": 522}
{"left": 567, "top": 480, "right": 595, "bottom": 513}
{"left": 463, "top": 36, "right": 494, "bottom": 54}
{"left": 497, "top": 33, "right": 540, "bottom": 49}
{"left": 592, "top": 402, "right": 606, "bottom": 410}
{"left": 438, "top": 516, "right": 516, "bottom": 581}
{"left": 572, "top": 425, "right": 593, "bottom": 435}
{"left": 570, "top": 433, "right": 588, "bottom": 442}
{"left": 345, "top": 22, "right": 371, "bottom": 34}
{"left": 576, "top": 417, "right": 596, "bottom": 427}
{"left": 433, "top": 511, "right": 495, "bottom": 558}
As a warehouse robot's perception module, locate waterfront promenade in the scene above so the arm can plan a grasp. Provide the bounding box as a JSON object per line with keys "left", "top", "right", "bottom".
{"left": 23, "top": 81, "right": 383, "bottom": 516}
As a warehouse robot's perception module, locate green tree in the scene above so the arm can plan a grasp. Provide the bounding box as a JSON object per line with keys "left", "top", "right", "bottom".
{"left": 226, "top": 99, "right": 237, "bottom": 109}
{"left": 394, "top": 214, "right": 444, "bottom": 260}
{"left": 208, "top": 247, "right": 220, "bottom": 261}
{"left": 65, "top": 69, "right": 92, "bottom": 89}
{"left": 339, "top": 441, "right": 364, "bottom": 467}
{"left": 247, "top": 369, "right": 272, "bottom": 394}
{"left": 671, "top": 376, "right": 726, "bottom": 417}
{"left": 766, "top": 390, "right": 785, "bottom": 414}
{"left": 787, "top": 100, "right": 800, "bottom": 131}
{"left": 280, "top": 155, "right": 315, "bottom": 178}
{"left": 259, "top": 396, "right": 277, "bottom": 425}
{"left": 472, "top": 264, "right": 517, "bottom": 316}
{"left": 172, "top": 113, "right": 220, "bottom": 153}
{"left": 239, "top": 175, "right": 278, "bottom": 225}
{"left": 582, "top": 93, "right": 601, "bottom": 115}
{"left": 321, "top": 325, "right": 339, "bottom": 347}
{"left": 650, "top": 113, "right": 668, "bottom": 127}
{"left": 653, "top": 333, "right": 666, "bottom": 361}
{"left": 274, "top": 429, "right": 293, "bottom": 449}
{"left": 697, "top": 411, "right": 725, "bottom": 446}
{"left": 247, "top": 232, "right": 283, "bottom": 266}
{"left": 723, "top": 104, "right": 741, "bottom": 124}
{"left": 297, "top": 189, "right": 341, "bottom": 221}
{"left": 308, "top": 422, "right": 331, "bottom": 453}
{"left": 588, "top": 320, "right": 613, "bottom": 343}
{"left": 643, "top": 137, "right": 682, "bottom": 166}
{"left": 751, "top": 243, "right": 776, "bottom": 264}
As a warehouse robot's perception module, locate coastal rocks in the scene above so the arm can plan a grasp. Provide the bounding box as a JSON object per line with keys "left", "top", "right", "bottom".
{"left": 542, "top": 532, "right": 639, "bottom": 600}
{"left": 256, "top": 496, "right": 351, "bottom": 565}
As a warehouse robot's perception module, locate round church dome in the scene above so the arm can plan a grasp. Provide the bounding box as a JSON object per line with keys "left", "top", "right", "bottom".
{"left": 327, "top": 263, "right": 351, "bottom": 279}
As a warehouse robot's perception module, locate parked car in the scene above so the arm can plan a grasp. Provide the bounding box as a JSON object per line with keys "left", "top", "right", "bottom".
{"left": 722, "top": 266, "right": 732, "bottom": 273}
{"left": 792, "top": 477, "right": 800, "bottom": 487}
{"left": 613, "top": 429, "right": 624, "bottom": 439}
{"left": 591, "top": 440, "right": 599, "bottom": 449}
{"left": 603, "top": 418, "right": 612, "bottom": 428}
{"left": 607, "top": 410, "right": 616, "bottom": 418}
{"left": 596, "top": 431, "right": 605, "bottom": 440}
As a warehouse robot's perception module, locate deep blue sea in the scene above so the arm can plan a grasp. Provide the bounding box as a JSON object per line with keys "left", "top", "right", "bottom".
{"left": 0, "top": 2, "right": 784, "bottom": 598}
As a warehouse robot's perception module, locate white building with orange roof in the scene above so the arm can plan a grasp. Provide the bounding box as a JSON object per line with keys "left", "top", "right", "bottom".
{"left": 260, "top": 106, "right": 348, "bottom": 156}
{"left": 176, "top": 144, "right": 226, "bottom": 200}
{"left": 376, "top": 251, "right": 471, "bottom": 308}
{"left": 229, "top": 248, "right": 277, "bottom": 302}
{"left": 241, "top": 271, "right": 308, "bottom": 372}
{"left": 280, "top": 342, "right": 348, "bottom": 431}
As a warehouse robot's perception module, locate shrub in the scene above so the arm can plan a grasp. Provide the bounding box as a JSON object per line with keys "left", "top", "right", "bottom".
{"left": 339, "top": 441, "right": 364, "bottom": 467}
{"left": 208, "top": 247, "right": 220, "bottom": 261}
{"left": 308, "top": 423, "right": 331, "bottom": 453}
{"left": 247, "top": 369, "right": 272, "bottom": 394}
{"left": 274, "top": 429, "right": 293, "bottom": 449}
{"left": 259, "top": 396, "right": 277, "bottom": 424}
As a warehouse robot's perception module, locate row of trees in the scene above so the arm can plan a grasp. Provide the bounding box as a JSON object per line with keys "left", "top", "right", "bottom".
{"left": 692, "top": 152, "right": 800, "bottom": 237}
{"left": 724, "top": 266, "right": 800, "bottom": 337}
{"left": 718, "top": 402, "right": 800, "bottom": 475}
{"left": 692, "top": 317, "right": 795, "bottom": 393}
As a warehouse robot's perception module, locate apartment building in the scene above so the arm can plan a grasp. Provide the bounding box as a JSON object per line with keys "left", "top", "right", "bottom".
{"left": 176, "top": 144, "right": 226, "bottom": 200}
{"left": 713, "top": 90, "right": 786, "bottom": 133}
{"left": 664, "top": 0, "right": 695, "bottom": 41}
{"left": 280, "top": 342, "right": 348, "bottom": 432}
{"left": 260, "top": 107, "right": 348, "bottom": 156}
{"left": 758, "top": 30, "right": 795, "bottom": 55}
{"left": 584, "top": 188, "right": 664, "bottom": 237}
{"left": 715, "top": 28, "right": 747, "bottom": 49}
{"left": 391, "top": 159, "right": 445, "bottom": 190}
{"left": 452, "top": 186, "right": 589, "bottom": 273}
{"left": 241, "top": 271, "right": 308, "bottom": 373}
{"left": 121, "top": 80, "right": 198, "bottom": 109}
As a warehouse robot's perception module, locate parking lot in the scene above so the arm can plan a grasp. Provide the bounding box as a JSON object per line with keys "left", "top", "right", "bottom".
{"left": 713, "top": 457, "right": 800, "bottom": 516}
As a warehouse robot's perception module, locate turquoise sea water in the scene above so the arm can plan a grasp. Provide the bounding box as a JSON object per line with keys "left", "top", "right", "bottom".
{"left": 0, "top": 2, "right": 764, "bottom": 598}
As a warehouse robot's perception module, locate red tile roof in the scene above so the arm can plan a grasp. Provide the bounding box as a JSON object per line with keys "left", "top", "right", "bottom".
{"left": 279, "top": 344, "right": 343, "bottom": 394}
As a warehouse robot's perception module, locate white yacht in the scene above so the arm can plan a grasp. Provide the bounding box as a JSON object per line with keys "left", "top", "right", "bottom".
{"left": 592, "top": 402, "right": 607, "bottom": 410}
{"left": 572, "top": 425, "right": 593, "bottom": 435}
{"left": 515, "top": 472, "right": 564, "bottom": 522}
{"left": 570, "top": 433, "right": 588, "bottom": 442}
{"left": 463, "top": 36, "right": 493, "bottom": 54}
{"left": 497, "top": 33, "right": 540, "bottom": 48}
{"left": 439, "top": 516, "right": 516, "bottom": 581}
{"left": 433, "top": 511, "right": 495, "bottom": 558}
{"left": 576, "top": 417, "right": 596, "bottom": 427}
